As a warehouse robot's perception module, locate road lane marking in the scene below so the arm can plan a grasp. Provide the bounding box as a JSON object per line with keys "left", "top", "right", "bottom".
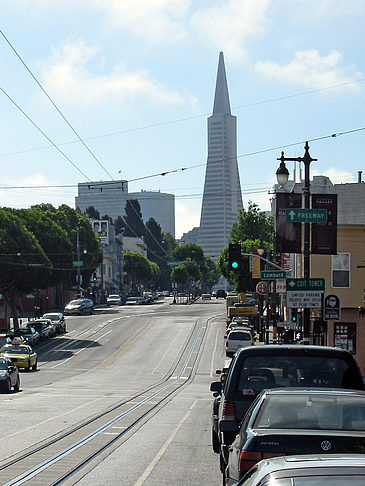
{"left": 99, "top": 319, "right": 155, "bottom": 370}
{"left": 134, "top": 399, "right": 198, "bottom": 486}
{"left": 152, "top": 328, "right": 183, "bottom": 374}
{"left": 0, "top": 397, "right": 103, "bottom": 442}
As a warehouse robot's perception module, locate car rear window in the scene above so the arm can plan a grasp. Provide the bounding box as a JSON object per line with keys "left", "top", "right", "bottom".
{"left": 255, "top": 393, "right": 365, "bottom": 431}
{"left": 230, "top": 354, "right": 361, "bottom": 399}
{"left": 229, "top": 332, "right": 252, "bottom": 341}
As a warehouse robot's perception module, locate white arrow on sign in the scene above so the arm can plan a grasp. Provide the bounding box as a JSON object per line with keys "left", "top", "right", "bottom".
{"left": 288, "top": 280, "right": 296, "bottom": 287}
{"left": 288, "top": 210, "right": 295, "bottom": 221}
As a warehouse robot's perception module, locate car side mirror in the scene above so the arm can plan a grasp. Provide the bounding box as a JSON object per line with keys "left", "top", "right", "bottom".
{"left": 8, "top": 365, "right": 16, "bottom": 372}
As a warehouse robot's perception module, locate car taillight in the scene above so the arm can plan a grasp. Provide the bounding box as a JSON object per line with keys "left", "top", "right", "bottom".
{"left": 222, "top": 401, "right": 235, "bottom": 421}
{"left": 239, "top": 451, "right": 285, "bottom": 473}
{"left": 239, "top": 451, "right": 263, "bottom": 473}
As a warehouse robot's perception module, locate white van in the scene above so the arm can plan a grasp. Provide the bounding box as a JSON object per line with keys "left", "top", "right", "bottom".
{"left": 225, "top": 329, "right": 254, "bottom": 357}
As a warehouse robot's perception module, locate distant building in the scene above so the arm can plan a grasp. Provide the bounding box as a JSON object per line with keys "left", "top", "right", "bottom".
{"left": 179, "top": 227, "right": 199, "bottom": 245}
{"left": 197, "top": 52, "right": 243, "bottom": 260}
{"left": 75, "top": 181, "right": 175, "bottom": 236}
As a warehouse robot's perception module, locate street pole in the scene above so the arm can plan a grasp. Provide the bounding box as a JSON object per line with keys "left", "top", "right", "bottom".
{"left": 76, "top": 230, "right": 81, "bottom": 298}
{"left": 276, "top": 141, "right": 317, "bottom": 344}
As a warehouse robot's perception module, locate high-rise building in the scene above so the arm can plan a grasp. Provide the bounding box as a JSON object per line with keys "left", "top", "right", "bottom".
{"left": 197, "top": 52, "right": 243, "bottom": 260}
{"left": 75, "top": 181, "right": 175, "bottom": 236}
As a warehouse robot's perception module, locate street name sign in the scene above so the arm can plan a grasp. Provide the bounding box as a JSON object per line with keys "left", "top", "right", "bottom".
{"left": 286, "top": 278, "right": 325, "bottom": 292}
{"left": 73, "top": 260, "right": 83, "bottom": 267}
{"left": 167, "top": 261, "right": 180, "bottom": 266}
{"left": 261, "top": 270, "right": 286, "bottom": 280}
{"left": 285, "top": 208, "right": 327, "bottom": 223}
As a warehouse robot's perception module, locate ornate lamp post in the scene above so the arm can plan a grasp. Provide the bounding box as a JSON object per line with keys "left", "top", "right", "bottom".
{"left": 276, "top": 141, "right": 317, "bottom": 344}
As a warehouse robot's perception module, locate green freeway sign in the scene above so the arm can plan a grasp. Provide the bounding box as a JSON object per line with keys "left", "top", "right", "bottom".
{"left": 286, "top": 278, "right": 325, "bottom": 292}
{"left": 285, "top": 208, "right": 327, "bottom": 223}
{"left": 72, "top": 260, "right": 83, "bottom": 267}
{"left": 261, "top": 270, "right": 286, "bottom": 280}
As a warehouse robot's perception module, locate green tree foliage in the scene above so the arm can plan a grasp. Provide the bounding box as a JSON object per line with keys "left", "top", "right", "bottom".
{"left": 145, "top": 218, "right": 170, "bottom": 289}
{"left": 114, "top": 215, "right": 125, "bottom": 235}
{"left": 85, "top": 206, "right": 100, "bottom": 219}
{"left": 171, "top": 265, "right": 188, "bottom": 285}
{"left": 15, "top": 208, "right": 73, "bottom": 286}
{"left": 172, "top": 242, "right": 204, "bottom": 264}
{"left": 0, "top": 208, "right": 52, "bottom": 328}
{"left": 123, "top": 199, "right": 145, "bottom": 238}
{"left": 123, "top": 252, "right": 159, "bottom": 290}
{"left": 230, "top": 201, "right": 274, "bottom": 243}
{"left": 217, "top": 202, "right": 275, "bottom": 293}
{"left": 201, "top": 257, "right": 220, "bottom": 292}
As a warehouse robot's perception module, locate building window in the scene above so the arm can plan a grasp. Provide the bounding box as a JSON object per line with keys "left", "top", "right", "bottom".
{"left": 332, "top": 253, "right": 350, "bottom": 288}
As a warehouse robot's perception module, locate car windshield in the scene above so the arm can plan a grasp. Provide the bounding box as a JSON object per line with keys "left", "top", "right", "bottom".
{"left": 33, "top": 322, "right": 46, "bottom": 329}
{"left": 0, "top": 360, "right": 9, "bottom": 370}
{"left": 1, "top": 346, "right": 28, "bottom": 354}
{"left": 42, "top": 314, "right": 59, "bottom": 320}
{"left": 233, "top": 355, "right": 357, "bottom": 398}
{"left": 254, "top": 393, "right": 365, "bottom": 430}
{"left": 108, "top": 295, "right": 119, "bottom": 299}
{"left": 68, "top": 300, "right": 82, "bottom": 306}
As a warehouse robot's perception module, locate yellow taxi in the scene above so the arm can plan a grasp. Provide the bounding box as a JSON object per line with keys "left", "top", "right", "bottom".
{"left": 0, "top": 344, "right": 38, "bottom": 371}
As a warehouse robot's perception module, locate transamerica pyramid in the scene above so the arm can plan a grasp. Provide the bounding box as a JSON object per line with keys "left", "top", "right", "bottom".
{"left": 197, "top": 52, "right": 243, "bottom": 260}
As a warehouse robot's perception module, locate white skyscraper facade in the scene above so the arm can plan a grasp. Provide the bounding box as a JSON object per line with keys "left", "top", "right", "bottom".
{"left": 197, "top": 52, "right": 243, "bottom": 259}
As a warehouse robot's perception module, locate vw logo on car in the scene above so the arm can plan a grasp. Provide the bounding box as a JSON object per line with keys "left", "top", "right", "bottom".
{"left": 320, "top": 440, "right": 332, "bottom": 451}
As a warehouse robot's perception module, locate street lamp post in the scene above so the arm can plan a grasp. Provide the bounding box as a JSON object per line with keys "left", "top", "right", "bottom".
{"left": 276, "top": 141, "right": 317, "bottom": 344}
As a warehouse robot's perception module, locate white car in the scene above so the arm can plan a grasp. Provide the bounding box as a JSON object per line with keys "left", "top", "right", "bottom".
{"left": 106, "top": 294, "right": 122, "bottom": 306}
{"left": 226, "top": 329, "right": 254, "bottom": 357}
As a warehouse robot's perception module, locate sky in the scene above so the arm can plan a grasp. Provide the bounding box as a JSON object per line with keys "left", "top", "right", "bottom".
{"left": 1, "top": 0, "right": 364, "bottom": 239}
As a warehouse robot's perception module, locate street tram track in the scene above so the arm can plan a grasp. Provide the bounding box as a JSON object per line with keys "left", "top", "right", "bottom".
{"left": 0, "top": 315, "right": 212, "bottom": 485}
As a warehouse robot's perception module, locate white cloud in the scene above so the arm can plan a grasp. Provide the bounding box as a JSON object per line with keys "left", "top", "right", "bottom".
{"left": 91, "top": 0, "right": 191, "bottom": 45}
{"left": 255, "top": 50, "right": 362, "bottom": 89}
{"left": 311, "top": 167, "right": 356, "bottom": 184}
{"left": 0, "top": 174, "right": 75, "bottom": 208}
{"left": 41, "top": 39, "right": 188, "bottom": 107}
{"left": 190, "top": 0, "right": 271, "bottom": 62}
{"left": 175, "top": 200, "right": 200, "bottom": 239}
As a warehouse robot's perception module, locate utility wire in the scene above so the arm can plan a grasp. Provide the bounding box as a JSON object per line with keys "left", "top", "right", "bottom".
{"left": 0, "top": 30, "right": 114, "bottom": 180}
{"left": 0, "top": 86, "right": 91, "bottom": 181}
{"left": 1, "top": 77, "right": 364, "bottom": 159}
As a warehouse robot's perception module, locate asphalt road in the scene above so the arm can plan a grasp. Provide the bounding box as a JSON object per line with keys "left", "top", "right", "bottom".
{"left": 0, "top": 297, "right": 228, "bottom": 485}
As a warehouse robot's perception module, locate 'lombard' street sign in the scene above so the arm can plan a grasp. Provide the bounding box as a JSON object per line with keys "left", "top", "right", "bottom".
{"left": 285, "top": 208, "right": 327, "bottom": 223}
{"left": 261, "top": 270, "right": 286, "bottom": 280}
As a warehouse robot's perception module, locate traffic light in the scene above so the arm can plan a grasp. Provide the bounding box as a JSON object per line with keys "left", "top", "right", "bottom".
{"left": 291, "top": 309, "right": 298, "bottom": 323}
{"left": 92, "top": 272, "right": 97, "bottom": 282}
{"left": 229, "top": 243, "right": 242, "bottom": 271}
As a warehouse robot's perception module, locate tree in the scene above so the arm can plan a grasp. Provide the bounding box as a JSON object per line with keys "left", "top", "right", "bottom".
{"left": 171, "top": 265, "right": 188, "bottom": 287}
{"left": 123, "top": 199, "right": 145, "bottom": 238}
{"left": 114, "top": 215, "right": 125, "bottom": 235}
{"left": 201, "top": 257, "right": 219, "bottom": 292}
{"left": 217, "top": 202, "right": 275, "bottom": 293}
{"left": 230, "top": 201, "right": 274, "bottom": 243}
{"left": 172, "top": 242, "right": 204, "bottom": 264}
{"left": 123, "top": 252, "right": 153, "bottom": 292}
{"left": 0, "top": 208, "right": 52, "bottom": 329}
{"left": 85, "top": 206, "right": 100, "bottom": 220}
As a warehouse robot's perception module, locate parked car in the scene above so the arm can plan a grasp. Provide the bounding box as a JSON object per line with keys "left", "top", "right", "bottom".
{"left": 0, "top": 344, "right": 37, "bottom": 371}
{"left": 106, "top": 294, "right": 122, "bottom": 306}
{"left": 0, "top": 356, "right": 20, "bottom": 392}
{"left": 125, "top": 296, "right": 140, "bottom": 305}
{"left": 225, "top": 329, "right": 254, "bottom": 357}
{"left": 233, "top": 454, "right": 365, "bottom": 486}
{"left": 64, "top": 298, "right": 94, "bottom": 316}
{"left": 12, "top": 327, "right": 40, "bottom": 346}
{"left": 225, "top": 388, "right": 365, "bottom": 484}
{"left": 41, "top": 312, "right": 66, "bottom": 333}
{"left": 202, "top": 293, "right": 212, "bottom": 300}
{"left": 212, "top": 359, "right": 232, "bottom": 453}
{"left": 210, "top": 345, "right": 365, "bottom": 472}
{"left": 29, "top": 320, "right": 53, "bottom": 340}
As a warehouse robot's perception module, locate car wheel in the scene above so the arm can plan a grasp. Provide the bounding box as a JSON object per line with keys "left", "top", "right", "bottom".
{"left": 219, "top": 452, "right": 226, "bottom": 473}
{"left": 26, "top": 360, "right": 31, "bottom": 371}
{"left": 212, "top": 429, "right": 220, "bottom": 454}
{"left": 32, "top": 360, "right": 37, "bottom": 371}
{"left": 14, "top": 377, "right": 20, "bottom": 391}
{"left": 6, "top": 379, "right": 11, "bottom": 393}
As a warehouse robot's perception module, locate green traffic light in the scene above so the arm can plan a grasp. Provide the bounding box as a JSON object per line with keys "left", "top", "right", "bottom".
{"left": 231, "top": 261, "right": 238, "bottom": 269}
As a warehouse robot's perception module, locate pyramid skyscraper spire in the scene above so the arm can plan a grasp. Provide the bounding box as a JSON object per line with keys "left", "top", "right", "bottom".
{"left": 197, "top": 52, "right": 243, "bottom": 260}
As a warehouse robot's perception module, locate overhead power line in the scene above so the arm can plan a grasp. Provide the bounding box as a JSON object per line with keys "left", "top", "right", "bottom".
{"left": 0, "top": 29, "right": 114, "bottom": 181}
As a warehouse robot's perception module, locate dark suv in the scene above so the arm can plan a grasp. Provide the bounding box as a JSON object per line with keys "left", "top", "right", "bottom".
{"left": 210, "top": 345, "right": 365, "bottom": 471}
